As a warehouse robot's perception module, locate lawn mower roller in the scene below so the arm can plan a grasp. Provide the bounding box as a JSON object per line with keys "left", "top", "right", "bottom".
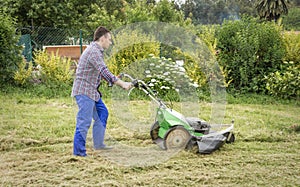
{"left": 120, "top": 73, "right": 235, "bottom": 154}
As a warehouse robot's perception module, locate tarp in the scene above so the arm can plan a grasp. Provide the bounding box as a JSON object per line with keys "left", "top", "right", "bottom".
{"left": 18, "top": 34, "right": 32, "bottom": 62}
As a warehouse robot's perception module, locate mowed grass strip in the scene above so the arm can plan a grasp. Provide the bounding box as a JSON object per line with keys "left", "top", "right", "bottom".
{"left": 0, "top": 93, "right": 299, "bottom": 186}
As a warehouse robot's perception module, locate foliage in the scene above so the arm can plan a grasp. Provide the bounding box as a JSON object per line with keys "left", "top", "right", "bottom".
{"left": 13, "top": 51, "right": 75, "bottom": 98}
{"left": 255, "top": 0, "right": 290, "bottom": 22}
{"left": 123, "top": 0, "right": 156, "bottom": 23}
{"left": 283, "top": 31, "right": 300, "bottom": 63}
{"left": 181, "top": 0, "right": 256, "bottom": 25}
{"left": 0, "top": 0, "right": 97, "bottom": 31}
{"left": 0, "top": 12, "right": 22, "bottom": 86}
{"left": 13, "top": 60, "right": 33, "bottom": 86}
{"left": 34, "top": 51, "right": 74, "bottom": 85}
{"left": 2, "top": 0, "right": 299, "bottom": 100}
{"left": 195, "top": 24, "right": 220, "bottom": 54}
{"left": 110, "top": 54, "right": 204, "bottom": 102}
{"left": 263, "top": 31, "right": 300, "bottom": 100}
{"left": 142, "top": 56, "right": 196, "bottom": 101}
{"left": 106, "top": 30, "right": 160, "bottom": 75}
{"left": 265, "top": 62, "right": 300, "bottom": 99}
{"left": 152, "top": 0, "right": 184, "bottom": 23}
{"left": 0, "top": 0, "right": 261, "bottom": 31}
{"left": 216, "top": 16, "right": 286, "bottom": 93}
{"left": 86, "top": 3, "right": 125, "bottom": 31}
{"left": 282, "top": 7, "right": 300, "bottom": 30}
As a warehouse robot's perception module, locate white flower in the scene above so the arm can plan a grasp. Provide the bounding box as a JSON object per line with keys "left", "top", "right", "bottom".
{"left": 146, "top": 75, "right": 152, "bottom": 78}
{"left": 163, "top": 72, "right": 170, "bottom": 76}
{"left": 189, "top": 82, "right": 199, "bottom": 88}
{"left": 178, "top": 67, "right": 185, "bottom": 72}
{"left": 151, "top": 79, "right": 156, "bottom": 82}
{"left": 148, "top": 83, "right": 154, "bottom": 87}
{"left": 150, "top": 63, "right": 155, "bottom": 66}
{"left": 145, "top": 70, "right": 151, "bottom": 74}
{"left": 176, "top": 60, "right": 184, "bottom": 66}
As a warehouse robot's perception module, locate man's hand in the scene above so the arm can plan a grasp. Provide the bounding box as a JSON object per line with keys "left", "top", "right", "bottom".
{"left": 122, "top": 81, "right": 133, "bottom": 90}
{"left": 114, "top": 79, "right": 133, "bottom": 90}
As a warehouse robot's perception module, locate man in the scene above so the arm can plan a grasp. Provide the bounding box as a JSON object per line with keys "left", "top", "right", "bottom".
{"left": 71, "top": 26, "right": 132, "bottom": 157}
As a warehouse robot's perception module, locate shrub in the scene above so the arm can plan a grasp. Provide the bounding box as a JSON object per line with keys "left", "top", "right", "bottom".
{"left": 34, "top": 50, "right": 74, "bottom": 85}
{"left": 283, "top": 31, "right": 300, "bottom": 64}
{"left": 196, "top": 24, "right": 220, "bottom": 54}
{"left": 216, "top": 16, "right": 286, "bottom": 93}
{"left": 265, "top": 62, "right": 300, "bottom": 99}
{"left": 282, "top": 7, "right": 300, "bottom": 31}
{"left": 106, "top": 29, "right": 160, "bottom": 75}
{"left": 125, "top": 55, "right": 201, "bottom": 102}
{"left": 13, "top": 50, "right": 74, "bottom": 98}
{"left": 0, "top": 12, "right": 22, "bottom": 86}
{"left": 14, "top": 59, "right": 33, "bottom": 86}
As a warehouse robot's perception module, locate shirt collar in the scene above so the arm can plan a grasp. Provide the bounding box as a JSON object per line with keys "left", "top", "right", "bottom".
{"left": 92, "top": 41, "right": 104, "bottom": 53}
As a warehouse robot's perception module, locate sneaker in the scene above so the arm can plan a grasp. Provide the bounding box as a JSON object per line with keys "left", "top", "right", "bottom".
{"left": 94, "top": 146, "right": 114, "bottom": 150}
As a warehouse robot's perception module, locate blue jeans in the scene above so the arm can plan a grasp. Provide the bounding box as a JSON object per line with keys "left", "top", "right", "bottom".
{"left": 73, "top": 95, "right": 108, "bottom": 156}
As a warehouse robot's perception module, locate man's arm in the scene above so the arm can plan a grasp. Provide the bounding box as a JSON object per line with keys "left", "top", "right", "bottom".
{"left": 114, "top": 79, "right": 133, "bottom": 90}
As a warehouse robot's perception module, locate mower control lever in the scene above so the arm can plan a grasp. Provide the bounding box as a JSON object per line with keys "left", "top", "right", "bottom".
{"left": 132, "top": 79, "right": 139, "bottom": 87}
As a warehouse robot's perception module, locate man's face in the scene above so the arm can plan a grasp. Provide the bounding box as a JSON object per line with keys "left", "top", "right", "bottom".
{"left": 101, "top": 33, "right": 112, "bottom": 49}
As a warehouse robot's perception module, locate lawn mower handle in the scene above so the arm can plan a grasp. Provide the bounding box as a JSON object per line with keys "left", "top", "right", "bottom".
{"left": 118, "top": 73, "right": 167, "bottom": 108}
{"left": 118, "top": 73, "right": 139, "bottom": 87}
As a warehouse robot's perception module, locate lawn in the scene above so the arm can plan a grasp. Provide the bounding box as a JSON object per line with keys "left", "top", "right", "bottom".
{"left": 0, "top": 92, "right": 299, "bottom": 186}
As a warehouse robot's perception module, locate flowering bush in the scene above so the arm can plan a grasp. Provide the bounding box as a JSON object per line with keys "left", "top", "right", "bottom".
{"left": 130, "top": 55, "right": 201, "bottom": 102}
{"left": 13, "top": 50, "right": 74, "bottom": 97}
{"left": 14, "top": 59, "right": 33, "bottom": 86}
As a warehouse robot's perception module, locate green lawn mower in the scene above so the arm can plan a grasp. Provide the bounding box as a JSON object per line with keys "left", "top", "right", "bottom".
{"left": 120, "top": 73, "right": 235, "bottom": 154}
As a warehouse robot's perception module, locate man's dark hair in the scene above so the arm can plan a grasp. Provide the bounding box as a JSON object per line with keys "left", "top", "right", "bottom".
{"left": 93, "top": 26, "right": 110, "bottom": 41}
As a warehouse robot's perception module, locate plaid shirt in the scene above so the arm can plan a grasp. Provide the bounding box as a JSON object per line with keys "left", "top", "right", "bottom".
{"left": 71, "top": 42, "right": 118, "bottom": 101}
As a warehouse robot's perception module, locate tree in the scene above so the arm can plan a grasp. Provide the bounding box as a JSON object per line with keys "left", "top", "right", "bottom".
{"left": 282, "top": 7, "right": 300, "bottom": 30}
{"left": 255, "top": 0, "right": 290, "bottom": 22}
{"left": 0, "top": 12, "right": 22, "bottom": 85}
{"left": 182, "top": 0, "right": 217, "bottom": 25}
{"left": 123, "top": 0, "right": 156, "bottom": 23}
{"left": 153, "top": 0, "right": 183, "bottom": 23}
{"left": 181, "top": 0, "right": 256, "bottom": 25}
{"left": 0, "top": 0, "right": 97, "bottom": 30}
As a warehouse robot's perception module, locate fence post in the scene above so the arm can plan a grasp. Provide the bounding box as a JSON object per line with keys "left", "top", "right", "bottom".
{"left": 79, "top": 29, "right": 83, "bottom": 54}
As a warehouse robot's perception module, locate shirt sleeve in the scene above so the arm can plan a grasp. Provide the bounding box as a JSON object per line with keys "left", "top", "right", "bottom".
{"left": 99, "top": 65, "right": 118, "bottom": 84}
{"left": 90, "top": 49, "right": 118, "bottom": 85}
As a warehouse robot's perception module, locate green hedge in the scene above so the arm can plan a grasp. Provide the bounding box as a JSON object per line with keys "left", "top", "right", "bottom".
{"left": 216, "top": 16, "right": 286, "bottom": 93}
{"left": 0, "top": 12, "right": 22, "bottom": 86}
